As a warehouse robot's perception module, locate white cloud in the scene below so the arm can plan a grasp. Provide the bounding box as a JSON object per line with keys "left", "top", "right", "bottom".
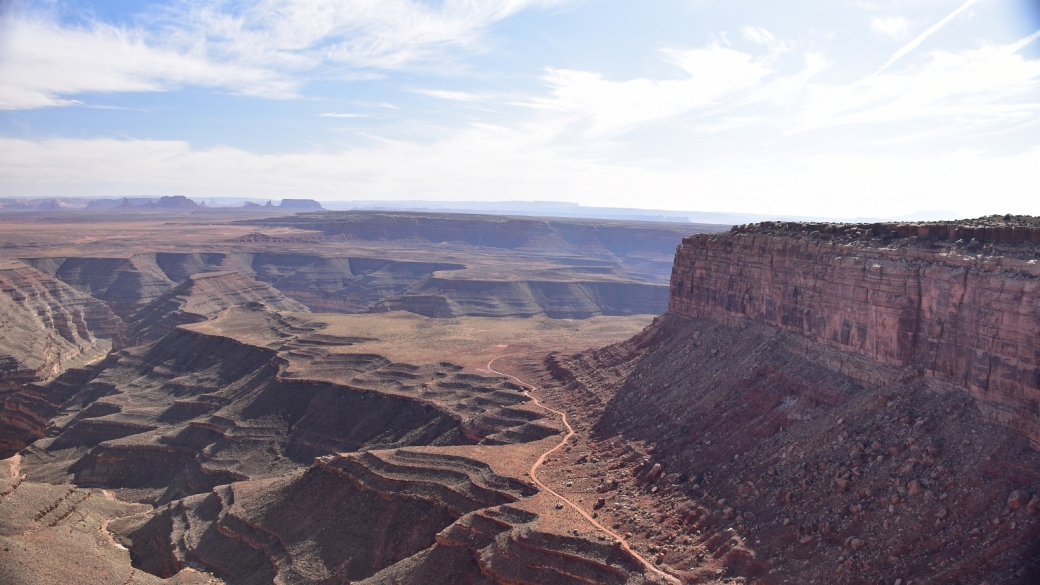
{"left": 877, "top": 0, "right": 979, "bottom": 73}
{"left": 535, "top": 45, "right": 773, "bottom": 137}
{"left": 0, "top": 14, "right": 293, "bottom": 109}
{"left": 796, "top": 36, "right": 1040, "bottom": 132}
{"left": 0, "top": 0, "right": 572, "bottom": 110}
{"left": 740, "top": 25, "right": 789, "bottom": 52}
{"left": 2, "top": 3, "right": 1039, "bottom": 220}
{"left": 412, "top": 89, "right": 490, "bottom": 101}
{"left": 2, "top": 134, "right": 1038, "bottom": 219}
{"left": 320, "top": 112, "right": 371, "bottom": 118}
{"left": 870, "top": 16, "right": 910, "bottom": 39}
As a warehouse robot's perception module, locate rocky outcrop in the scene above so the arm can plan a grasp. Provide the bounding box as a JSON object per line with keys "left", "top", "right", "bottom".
{"left": 19, "top": 306, "right": 553, "bottom": 503}
{"left": 25, "top": 253, "right": 467, "bottom": 315}
{"left": 127, "top": 271, "right": 308, "bottom": 343}
{"left": 370, "top": 278, "right": 668, "bottom": 319}
{"left": 669, "top": 218, "right": 1040, "bottom": 448}
{"left": 25, "top": 255, "right": 177, "bottom": 317}
{"left": 0, "top": 454, "right": 215, "bottom": 585}
{"left": 545, "top": 311, "right": 1040, "bottom": 585}
{"left": 0, "top": 262, "right": 124, "bottom": 457}
{"left": 110, "top": 449, "right": 538, "bottom": 583}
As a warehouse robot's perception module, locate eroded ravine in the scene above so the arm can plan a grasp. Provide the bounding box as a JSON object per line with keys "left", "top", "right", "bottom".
{"left": 486, "top": 353, "right": 681, "bottom": 585}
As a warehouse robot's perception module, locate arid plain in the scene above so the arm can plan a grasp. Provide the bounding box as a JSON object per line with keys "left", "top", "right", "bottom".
{"left": 1, "top": 208, "right": 1039, "bottom": 585}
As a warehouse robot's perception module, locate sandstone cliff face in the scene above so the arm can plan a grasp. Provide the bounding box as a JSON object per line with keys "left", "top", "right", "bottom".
{"left": 669, "top": 222, "right": 1040, "bottom": 447}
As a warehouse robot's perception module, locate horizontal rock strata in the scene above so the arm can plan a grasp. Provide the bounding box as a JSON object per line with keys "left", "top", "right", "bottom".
{"left": 670, "top": 219, "right": 1040, "bottom": 447}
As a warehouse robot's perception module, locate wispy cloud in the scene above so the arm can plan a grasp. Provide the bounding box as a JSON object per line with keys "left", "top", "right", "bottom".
{"left": 320, "top": 112, "right": 371, "bottom": 118}
{"left": 870, "top": 16, "right": 910, "bottom": 39}
{"left": 801, "top": 31, "right": 1040, "bottom": 132}
{"left": 0, "top": 13, "right": 293, "bottom": 109}
{"left": 535, "top": 45, "right": 774, "bottom": 137}
{"left": 412, "top": 89, "right": 491, "bottom": 101}
{"left": 740, "top": 25, "right": 789, "bottom": 52}
{"left": 0, "top": 0, "right": 572, "bottom": 110}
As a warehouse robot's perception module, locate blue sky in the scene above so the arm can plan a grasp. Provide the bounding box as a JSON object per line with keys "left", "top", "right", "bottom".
{"left": 1, "top": 0, "right": 1038, "bottom": 218}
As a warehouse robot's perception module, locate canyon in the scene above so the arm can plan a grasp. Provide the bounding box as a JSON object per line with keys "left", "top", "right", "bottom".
{"left": 0, "top": 211, "right": 1038, "bottom": 585}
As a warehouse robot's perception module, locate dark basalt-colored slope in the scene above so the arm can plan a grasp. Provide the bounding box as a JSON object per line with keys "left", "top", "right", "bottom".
{"left": 19, "top": 306, "right": 552, "bottom": 504}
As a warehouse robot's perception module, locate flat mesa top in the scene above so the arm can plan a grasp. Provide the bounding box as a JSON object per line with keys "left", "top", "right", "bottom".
{"left": 0, "top": 260, "right": 27, "bottom": 270}
{"left": 189, "top": 270, "right": 239, "bottom": 280}
{"left": 184, "top": 307, "right": 654, "bottom": 371}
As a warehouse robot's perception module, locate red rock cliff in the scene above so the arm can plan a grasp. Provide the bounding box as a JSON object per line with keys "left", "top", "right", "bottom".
{"left": 668, "top": 218, "right": 1040, "bottom": 447}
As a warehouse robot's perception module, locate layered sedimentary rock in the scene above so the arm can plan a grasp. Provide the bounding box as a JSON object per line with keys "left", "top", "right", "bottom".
{"left": 112, "top": 446, "right": 651, "bottom": 585}
{"left": 27, "top": 251, "right": 670, "bottom": 319}
{"left": 111, "top": 449, "right": 537, "bottom": 583}
{"left": 0, "top": 262, "right": 124, "bottom": 457}
{"left": 244, "top": 211, "right": 695, "bottom": 257}
{"left": 371, "top": 278, "right": 668, "bottom": 319}
{"left": 0, "top": 262, "right": 123, "bottom": 374}
{"left": 26, "top": 253, "right": 469, "bottom": 315}
{"left": 25, "top": 255, "right": 178, "bottom": 317}
{"left": 20, "top": 305, "right": 554, "bottom": 504}
{"left": 127, "top": 271, "right": 308, "bottom": 343}
{"left": 0, "top": 455, "right": 214, "bottom": 585}
{"left": 546, "top": 313, "right": 1040, "bottom": 585}
{"left": 669, "top": 217, "right": 1040, "bottom": 447}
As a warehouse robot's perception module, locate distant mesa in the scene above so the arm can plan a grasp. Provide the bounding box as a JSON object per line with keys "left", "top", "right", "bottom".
{"left": 240, "top": 198, "right": 323, "bottom": 210}
{"left": 154, "top": 195, "right": 200, "bottom": 209}
{"left": 278, "top": 198, "right": 324, "bottom": 210}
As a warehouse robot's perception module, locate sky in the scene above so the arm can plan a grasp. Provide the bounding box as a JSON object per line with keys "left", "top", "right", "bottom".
{"left": 1, "top": 0, "right": 1039, "bottom": 219}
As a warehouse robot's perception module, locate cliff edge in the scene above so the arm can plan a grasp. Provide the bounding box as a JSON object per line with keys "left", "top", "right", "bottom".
{"left": 670, "top": 216, "right": 1040, "bottom": 448}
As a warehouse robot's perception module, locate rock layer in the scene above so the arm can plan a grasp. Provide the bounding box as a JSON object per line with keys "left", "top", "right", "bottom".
{"left": 0, "top": 262, "right": 124, "bottom": 457}
{"left": 20, "top": 306, "right": 553, "bottom": 504}
{"left": 669, "top": 220, "right": 1040, "bottom": 447}
{"left": 128, "top": 270, "right": 308, "bottom": 343}
{"left": 111, "top": 449, "right": 538, "bottom": 584}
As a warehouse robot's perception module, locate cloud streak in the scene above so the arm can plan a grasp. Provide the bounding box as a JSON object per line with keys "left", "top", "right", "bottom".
{"left": 877, "top": 0, "right": 979, "bottom": 73}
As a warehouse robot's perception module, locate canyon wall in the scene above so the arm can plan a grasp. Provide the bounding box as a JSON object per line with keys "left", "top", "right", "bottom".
{"left": 0, "top": 262, "right": 124, "bottom": 457}
{"left": 668, "top": 219, "right": 1040, "bottom": 447}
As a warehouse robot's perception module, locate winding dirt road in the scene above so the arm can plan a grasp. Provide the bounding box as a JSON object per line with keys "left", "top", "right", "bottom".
{"left": 487, "top": 353, "right": 681, "bottom": 585}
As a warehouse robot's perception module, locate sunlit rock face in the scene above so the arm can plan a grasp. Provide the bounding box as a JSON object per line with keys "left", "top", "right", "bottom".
{"left": 669, "top": 217, "right": 1040, "bottom": 447}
